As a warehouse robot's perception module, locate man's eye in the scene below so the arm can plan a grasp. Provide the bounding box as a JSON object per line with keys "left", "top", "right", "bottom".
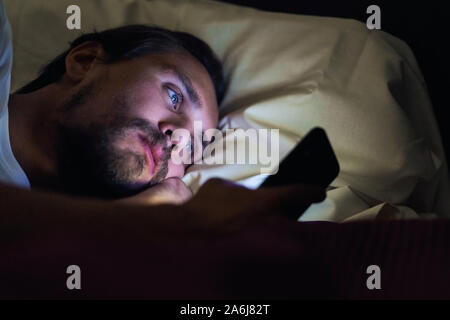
{"left": 167, "top": 87, "right": 182, "bottom": 110}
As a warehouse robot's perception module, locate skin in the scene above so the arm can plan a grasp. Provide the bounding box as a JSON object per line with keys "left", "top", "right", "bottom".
{"left": 8, "top": 41, "right": 218, "bottom": 201}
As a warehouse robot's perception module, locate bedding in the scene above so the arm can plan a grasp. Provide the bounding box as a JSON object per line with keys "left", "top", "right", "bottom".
{"left": 4, "top": 0, "right": 449, "bottom": 220}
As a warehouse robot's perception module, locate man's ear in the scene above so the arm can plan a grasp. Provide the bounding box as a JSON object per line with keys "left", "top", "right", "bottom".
{"left": 64, "top": 41, "right": 105, "bottom": 83}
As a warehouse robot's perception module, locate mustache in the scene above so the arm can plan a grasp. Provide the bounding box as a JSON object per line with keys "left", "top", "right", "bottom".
{"left": 109, "top": 117, "right": 167, "bottom": 145}
{"left": 111, "top": 117, "right": 172, "bottom": 163}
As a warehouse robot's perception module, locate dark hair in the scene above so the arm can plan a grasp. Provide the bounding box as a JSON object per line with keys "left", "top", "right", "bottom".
{"left": 15, "top": 25, "right": 226, "bottom": 105}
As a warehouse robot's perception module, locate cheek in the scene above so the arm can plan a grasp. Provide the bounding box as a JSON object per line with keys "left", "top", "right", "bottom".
{"left": 112, "top": 130, "right": 142, "bottom": 152}
{"left": 165, "top": 159, "right": 185, "bottom": 179}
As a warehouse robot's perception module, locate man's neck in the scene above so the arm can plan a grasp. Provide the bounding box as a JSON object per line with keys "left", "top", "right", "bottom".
{"left": 8, "top": 84, "right": 64, "bottom": 190}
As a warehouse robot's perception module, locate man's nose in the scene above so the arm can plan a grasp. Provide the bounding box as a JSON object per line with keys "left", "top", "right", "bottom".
{"left": 159, "top": 122, "right": 189, "bottom": 150}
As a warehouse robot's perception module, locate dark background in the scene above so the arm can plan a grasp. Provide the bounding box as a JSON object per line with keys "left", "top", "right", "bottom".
{"left": 219, "top": 0, "right": 449, "bottom": 165}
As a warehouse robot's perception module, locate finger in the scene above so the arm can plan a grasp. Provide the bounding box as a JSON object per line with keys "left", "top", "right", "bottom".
{"left": 204, "top": 177, "right": 325, "bottom": 200}
{"left": 202, "top": 177, "right": 240, "bottom": 188}
{"left": 262, "top": 183, "right": 325, "bottom": 201}
{"left": 254, "top": 184, "right": 326, "bottom": 216}
{"left": 202, "top": 178, "right": 326, "bottom": 207}
{"left": 161, "top": 177, "right": 184, "bottom": 185}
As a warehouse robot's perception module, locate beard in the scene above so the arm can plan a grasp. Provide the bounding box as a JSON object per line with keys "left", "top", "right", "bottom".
{"left": 55, "top": 82, "right": 171, "bottom": 199}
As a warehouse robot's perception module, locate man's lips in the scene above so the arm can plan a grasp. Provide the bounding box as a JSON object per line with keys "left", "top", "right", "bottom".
{"left": 138, "top": 136, "right": 168, "bottom": 177}
{"left": 139, "top": 137, "right": 157, "bottom": 176}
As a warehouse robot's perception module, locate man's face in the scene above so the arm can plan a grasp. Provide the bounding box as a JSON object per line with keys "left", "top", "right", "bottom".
{"left": 56, "top": 50, "right": 219, "bottom": 198}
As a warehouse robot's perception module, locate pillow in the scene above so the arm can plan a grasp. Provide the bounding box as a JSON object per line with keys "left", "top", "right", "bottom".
{"left": 4, "top": 0, "right": 449, "bottom": 218}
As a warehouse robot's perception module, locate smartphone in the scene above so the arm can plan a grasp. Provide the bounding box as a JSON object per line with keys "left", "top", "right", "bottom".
{"left": 260, "top": 127, "right": 340, "bottom": 188}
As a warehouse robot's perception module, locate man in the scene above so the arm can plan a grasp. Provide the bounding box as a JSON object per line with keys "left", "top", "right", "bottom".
{"left": 0, "top": 0, "right": 325, "bottom": 210}
{"left": 0, "top": 1, "right": 326, "bottom": 297}
{"left": 2, "top": 2, "right": 449, "bottom": 301}
{"left": 6, "top": 22, "right": 223, "bottom": 202}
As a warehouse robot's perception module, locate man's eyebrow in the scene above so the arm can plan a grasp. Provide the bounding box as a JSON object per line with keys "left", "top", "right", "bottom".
{"left": 161, "top": 65, "right": 202, "bottom": 109}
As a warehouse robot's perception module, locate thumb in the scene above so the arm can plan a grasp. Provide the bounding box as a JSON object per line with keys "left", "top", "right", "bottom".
{"left": 257, "top": 184, "right": 326, "bottom": 216}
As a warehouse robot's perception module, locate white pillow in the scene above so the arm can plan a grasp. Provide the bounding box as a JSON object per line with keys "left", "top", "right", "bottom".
{"left": 4, "top": 0, "right": 449, "bottom": 218}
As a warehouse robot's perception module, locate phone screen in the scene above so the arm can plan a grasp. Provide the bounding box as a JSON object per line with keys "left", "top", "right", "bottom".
{"left": 260, "top": 127, "right": 340, "bottom": 188}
